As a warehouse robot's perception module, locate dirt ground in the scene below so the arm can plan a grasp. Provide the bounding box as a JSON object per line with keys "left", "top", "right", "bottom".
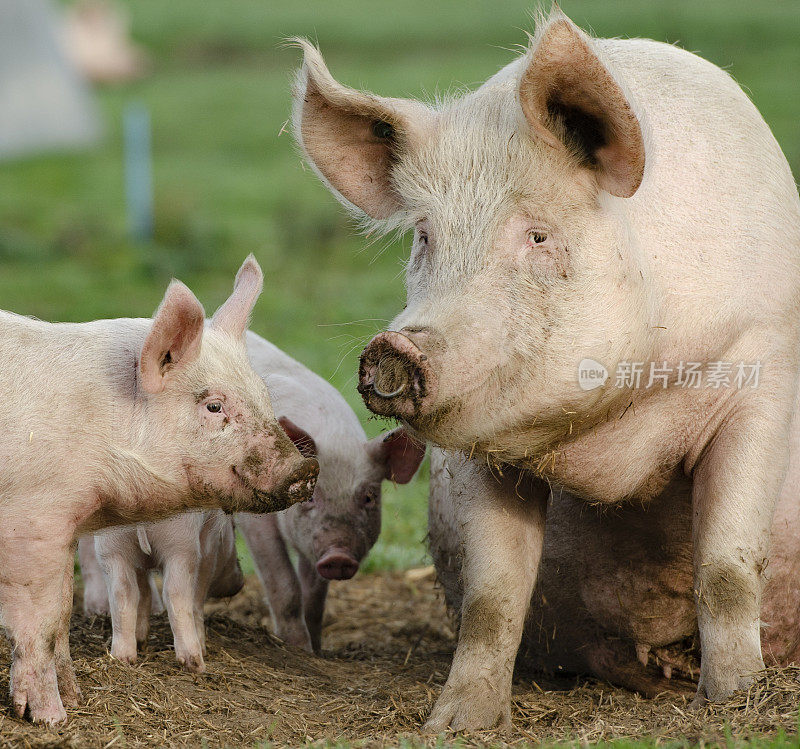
{"left": 0, "top": 569, "right": 798, "bottom": 748}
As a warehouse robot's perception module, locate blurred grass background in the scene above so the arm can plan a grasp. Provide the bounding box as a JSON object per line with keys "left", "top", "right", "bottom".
{"left": 3, "top": 0, "right": 799, "bottom": 572}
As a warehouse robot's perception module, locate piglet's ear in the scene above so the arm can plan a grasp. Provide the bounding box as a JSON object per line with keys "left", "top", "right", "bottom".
{"left": 139, "top": 281, "right": 205, "bottom": 394}
{"left": 211, "top": 254, "right": 263, "bottom": 338}
{"left": 367, "top": 428, "right": 425, "bottom": 484}
{"left": 519, "top": 13, "right": 645, "bottom": 197}
{"left": 279, "top": 416, "right": 318, "bottom": 459}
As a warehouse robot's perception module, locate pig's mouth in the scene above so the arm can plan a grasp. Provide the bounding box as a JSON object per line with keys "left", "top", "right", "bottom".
{"left": 231, "top": 459, "right": 319, "bottom": 513}
{"left": 358, "top": 331, "right": 438, "bottom": 422}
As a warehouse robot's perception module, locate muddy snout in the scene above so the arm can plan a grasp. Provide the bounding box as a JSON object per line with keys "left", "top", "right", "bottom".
{"left": 262, "top": 457, "right": 319, "bottom": 511}
{"left": 358, "top": 331, "right": 437, "bottom": 421}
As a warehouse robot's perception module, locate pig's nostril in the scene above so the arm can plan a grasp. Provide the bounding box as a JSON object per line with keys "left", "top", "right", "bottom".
{"left": 373, "top": 355, "right": 410, "bottom": 399}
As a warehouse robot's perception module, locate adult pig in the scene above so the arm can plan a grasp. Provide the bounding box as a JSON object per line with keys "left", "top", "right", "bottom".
{"left": 0, "top": 256, "right": 318, "bottom": 724}
{"left": 237, "top": 332, "right": 426, "bottom": 653}
{"left": 80, "top": 509, "right": 243, "bottom": 673}
{"left": 292, "top": 9, "right": 800, "bottom": 731}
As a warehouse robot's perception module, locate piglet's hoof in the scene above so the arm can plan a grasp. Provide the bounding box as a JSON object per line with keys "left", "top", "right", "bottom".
{"left": 178, "top": 653, "right": 205, "bottom": 673}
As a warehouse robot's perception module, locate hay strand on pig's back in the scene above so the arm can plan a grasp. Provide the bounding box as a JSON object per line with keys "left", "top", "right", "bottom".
{"left": 1, "top": 572, "right": 798, "bottom": 747}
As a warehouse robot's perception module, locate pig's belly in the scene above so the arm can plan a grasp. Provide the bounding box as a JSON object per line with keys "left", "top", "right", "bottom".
{"left": 527, "top": 480, "right": 697, "bottom": 666}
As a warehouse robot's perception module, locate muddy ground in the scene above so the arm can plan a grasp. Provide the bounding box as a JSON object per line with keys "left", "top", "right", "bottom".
{"left": 0, "top": 569, "right": 798, "bottom": 747}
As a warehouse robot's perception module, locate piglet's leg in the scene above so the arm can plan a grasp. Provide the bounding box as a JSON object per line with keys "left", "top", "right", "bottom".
{"left": 298, "top": 555, "right": 328, "bottom": 655}
{"left": 54, "top": 546, "right": 82, "bottom": 708}
{"left": 78, "top": 536, "right": 109, "bottom": 615}
{"left": 1, "top": 533, "right": 74, "bottom": 725}
{"left": 237, "top": 513, "right": 313, "bottom": 651}
{"left": 691, "top": 402, "right": 791, "bottom": 704}
{"left": 424, "top": 457, "right": 547, "bottom": 733}
{"left": 135, "top": 568, "right": 152, "bottom": 647}
{"left": 162, "top": 556, "right": 204, "bottom": 672}
{"left": 103, "top": 560, "right": 142, "bottom": 664}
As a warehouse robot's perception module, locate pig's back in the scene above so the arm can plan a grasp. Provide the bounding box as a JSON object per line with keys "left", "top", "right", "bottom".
{"left": 245, "top": 331, "right": 366, "bottom": 444}
{"left": 0, "top": 313, "right": 147, "bottom": 493}
{"left": 594, "top": 37, "right": 800, "bottom": 332}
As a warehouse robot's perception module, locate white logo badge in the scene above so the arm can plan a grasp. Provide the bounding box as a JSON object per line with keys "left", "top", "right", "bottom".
{"left": 577, "top": 358, "right": 608, "bottom": 391}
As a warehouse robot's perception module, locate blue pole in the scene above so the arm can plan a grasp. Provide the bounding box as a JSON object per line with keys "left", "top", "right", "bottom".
{"left": 124, "top": 102, "right": 153, "bottom": 242}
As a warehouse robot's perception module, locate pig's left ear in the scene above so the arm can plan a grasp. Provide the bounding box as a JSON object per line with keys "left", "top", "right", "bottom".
{"left": 211, "top": 254, "right": 263, "bottom": 339}
{"left": 519, "top": 13, "right": 645, "bottom": 197}
{"left": 367, "top": 429, "right": 426, "bottom": 484}
{"left": 139, "top": 281, "right": 205, "bottom": 394}
{"left": 292, "top": 39, "right": 434, "bottom": 223}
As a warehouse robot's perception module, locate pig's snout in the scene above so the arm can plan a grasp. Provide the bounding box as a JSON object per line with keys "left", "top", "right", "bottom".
{"left": 358, "top": 330, "right": 436, "bottom": 421}
{"left": 263, "top": 457, "right": 319, "bottom": 511}
{"left": 316, "top": 547, "right": 359, "bottom": 580}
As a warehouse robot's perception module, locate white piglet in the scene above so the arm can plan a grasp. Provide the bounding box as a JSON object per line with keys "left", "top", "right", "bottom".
{"left": 80, "top": 510, "right": 243, "bottom": 673}
{"left": 237, "top": 332, "right": 426, "bottom": 653}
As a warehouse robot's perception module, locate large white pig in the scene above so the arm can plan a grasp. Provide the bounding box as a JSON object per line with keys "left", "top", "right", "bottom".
{"left": 0, "top": 256, "right": 318, "bottom": 724}
{"left": 291, "top": 9, "right": 800, "bottom": 732}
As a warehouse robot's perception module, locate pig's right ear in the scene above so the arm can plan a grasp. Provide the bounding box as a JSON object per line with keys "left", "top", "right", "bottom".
{"left": 139, "top": 281, "right": 205, "bottom": 394}
{"left": 278, "top": 416, "right": 318, "bottom": 459}
{"left": 291, "top": 39, "right": 432, "bottom": 222}
{"left": 367, "top": 428, "right": 426, "bottom": 484}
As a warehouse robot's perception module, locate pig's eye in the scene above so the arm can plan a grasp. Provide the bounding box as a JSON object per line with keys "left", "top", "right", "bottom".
{"left": 362, "top": 490, "right": 379, "bottom": 506}
{"left": 418, "top": 232, "right": 428, "bottom": 246}
{"left": 528, "top": 229, "right": 549, "bottom": 245}
{"left": 371, "top": 120, "right": 394, "bottom": 140}
{"left": 206, "top": 402, "right": 222, "bottom": 413}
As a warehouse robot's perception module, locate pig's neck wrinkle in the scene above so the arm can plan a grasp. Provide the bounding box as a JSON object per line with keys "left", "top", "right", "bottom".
{"left": 92, "top": 444, "right": 187, "bottom": 524}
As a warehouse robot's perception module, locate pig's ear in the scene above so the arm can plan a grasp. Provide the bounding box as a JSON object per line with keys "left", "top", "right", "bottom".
{"left": 139, "top": 281, "right": 205, "bottom": 394}
{"left": 278, "top": 416, "right": 318, "bottom": 459}
{"left": 211, "top": 254, "right": 263, "bottom": 338}
{"left": 518, "top": 13, "right": 645, "bottom": 197}
{"left": 367, "top": 428, "right": 426, "bottom": 484}
{"left": 291, "top": 38, "right": 432, "bottom": 222}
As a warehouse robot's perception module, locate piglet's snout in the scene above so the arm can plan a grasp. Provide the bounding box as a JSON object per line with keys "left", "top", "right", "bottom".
{"left": 316, "top": 547, "right": 359, "bottom": 580}
{"left": 358, "top": 330, "right": 437, "bottom": 421}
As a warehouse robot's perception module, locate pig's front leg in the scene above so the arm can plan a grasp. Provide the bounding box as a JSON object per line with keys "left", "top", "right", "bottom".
{"left": 297, "top": 555, "right": 328, "bottom": 654}
{"left": 237, "top": 513, "right": 313, "bottom": 651}
{"left": 1, "top": 533, "right": 75, "bottom": 724}
{"left": 425, "top": 458, "right": 547, "bottom": 732}
{"left": 691, "top": 404, "right": 791, "bottom": 703}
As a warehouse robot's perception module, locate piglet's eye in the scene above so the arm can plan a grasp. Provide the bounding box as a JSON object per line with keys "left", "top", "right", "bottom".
{"left": 418, "top": 233, "right": 428, "bottom": 246}
{"left": 206, "top": 402, "right": 222, "bottom": 413}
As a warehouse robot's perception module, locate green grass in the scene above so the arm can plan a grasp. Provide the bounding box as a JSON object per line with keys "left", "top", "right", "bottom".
{"left": 4, "top": 0, "right": 799, "bottom": 575}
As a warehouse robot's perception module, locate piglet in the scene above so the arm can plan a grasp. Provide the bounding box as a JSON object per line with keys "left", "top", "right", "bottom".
{"left": 236, "top": 332, "right": 426, "bottom": 653}
{"left": 80, "top": 510, "right": 243, "bottom": 672}
{"left": 0, "top": 256, "right": 317, "bottom": 724}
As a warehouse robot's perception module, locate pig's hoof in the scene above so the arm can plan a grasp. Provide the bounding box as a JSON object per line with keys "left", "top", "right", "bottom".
{"left": 697, "top": 653, "right": 762, "bottom": 704}
{"left": 12, "top": 681, "right": 67, "bottom": 725}
{"left": 178, "top": 654, "right": 206, "bottom": 673}
{"left": 424, "top": 687, "right": 512, "bottom": 733}
{"left": 110, "top": 649, "right": 137, "bottom": 665}
{"left": 56, "top": 669, "right": 83, "bottom": 708}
